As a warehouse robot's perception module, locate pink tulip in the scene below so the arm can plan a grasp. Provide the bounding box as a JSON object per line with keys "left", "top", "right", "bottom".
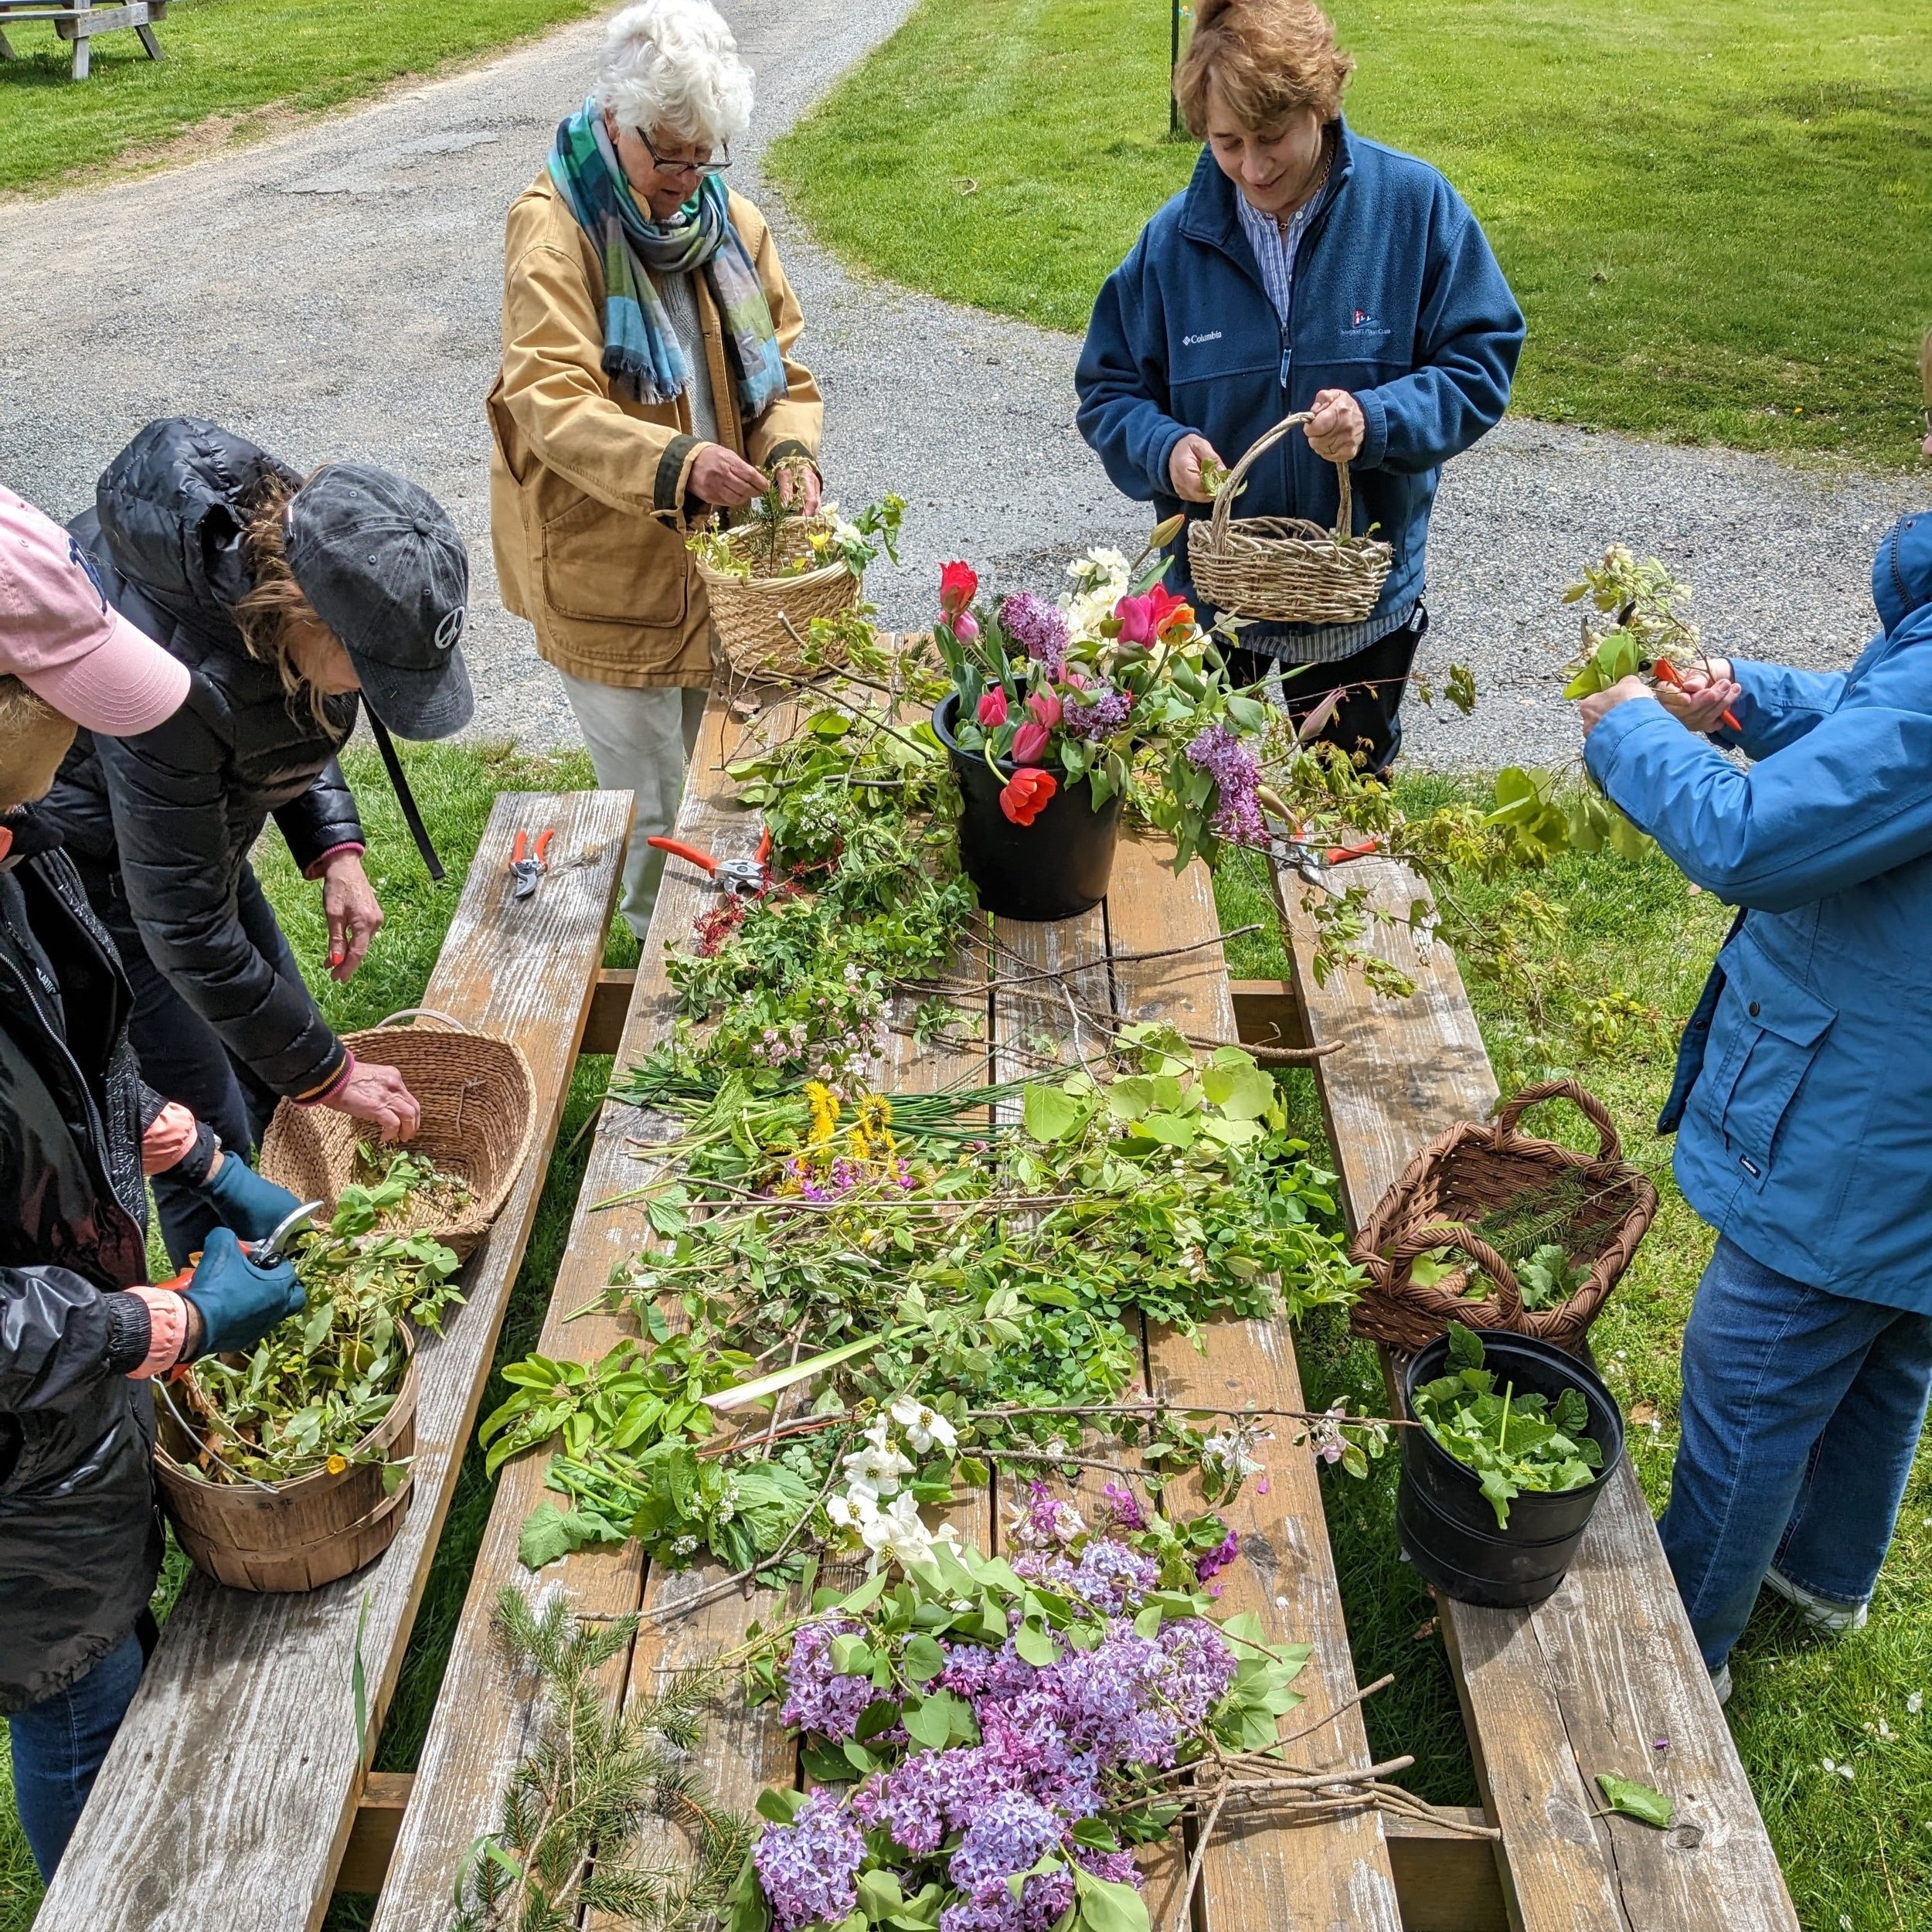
{"left": 954, "top": 611, "right": 980, "bottom": 644}
{"left": 1011, "top": 720, "right": 1050, "bottom": 764}
{"left": 1026, "top": 689, "right": 1063, "bottom": 728}
{"left": 977, "top": 685, "right": 1009, "bottom": 728}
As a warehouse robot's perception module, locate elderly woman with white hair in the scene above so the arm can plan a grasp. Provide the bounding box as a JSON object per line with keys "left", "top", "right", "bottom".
{"left": 490, "top": 0, "right": 822, "bottom": 937}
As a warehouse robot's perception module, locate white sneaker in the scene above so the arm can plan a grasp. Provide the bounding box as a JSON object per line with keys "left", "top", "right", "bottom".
{"left": 1710, "top": 1662, "right": 1733, "bottom": 1706}
{"left": 1764, "top": 1566, "right": 1869, "bottom": 1635}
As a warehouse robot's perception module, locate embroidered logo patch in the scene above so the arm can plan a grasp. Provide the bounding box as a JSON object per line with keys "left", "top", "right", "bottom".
{"left": 1349, "top": 308, "right": 1380, "bottom": 332}
{"left": 1182, "top": 331, "right": 1224, "bottom": 347}
{"left": 67, "top": 536, "right": 109, "bottom": 614}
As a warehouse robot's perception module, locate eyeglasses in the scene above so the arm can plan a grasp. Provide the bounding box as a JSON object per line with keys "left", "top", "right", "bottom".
{"left": 635, "top": 129, "right": 731, "bottom": 179}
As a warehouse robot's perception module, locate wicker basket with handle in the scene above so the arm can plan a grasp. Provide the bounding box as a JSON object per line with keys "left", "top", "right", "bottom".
{"left": 694, "top": 511, "right": 862, "bottom": 679}
{"left": 1186, "top": 410, "right": 1394, "bottom": 626}
{"left": 1348, "top": 1080, "right": 1658, "bottom": 1355}
{"left": 258, "top": 1010, "right": 536, "bottom": 1262}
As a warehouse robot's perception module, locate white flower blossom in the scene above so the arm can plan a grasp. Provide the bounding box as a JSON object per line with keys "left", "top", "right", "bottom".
{"left": 889, "top": 1395, "right": 957, "bottom": 1454}
{"left": 842, "top": 1419, "right": 914, "bottom": 1498}
{"left": 861, "top": 1492, "right": 935, "bottom": 1569}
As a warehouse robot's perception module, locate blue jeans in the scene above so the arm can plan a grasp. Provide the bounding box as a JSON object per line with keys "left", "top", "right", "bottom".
{"left": 7, "top": 1631, "right": 145, "bottom": 1882}
{"left": 1661, "top": 1236, "right": 1932, "bottom": 1671}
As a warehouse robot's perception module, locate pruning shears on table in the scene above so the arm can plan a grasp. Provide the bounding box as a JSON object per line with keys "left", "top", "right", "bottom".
{"left": 647, "top": 827, "right": 774, "bottom": 899}
{"left": 1280, "top": 828, "right": 1381, "bottom": 889}
{"left": 508, "top": 825, "right": 556, "bottom": 900}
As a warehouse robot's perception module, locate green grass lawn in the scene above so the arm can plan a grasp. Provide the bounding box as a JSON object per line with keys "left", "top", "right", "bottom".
{"left": 767, "top": 0, "right": 1932, "bottom": 470}
{"left": 5, "top": 745, "right": 1930, "bottom": 1930}
{"left": 0, "top": 0, "right": 604, "bottom": 195}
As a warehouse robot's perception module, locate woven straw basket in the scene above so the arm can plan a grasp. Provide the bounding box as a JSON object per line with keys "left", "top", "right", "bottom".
{"left": 1349, "top": 1080, "right": 1658, "bottom": 1356}
{"left": 259, "top": 1010, "right": 536, "bottom": 1261}
{"left": 1187, "top": 411, "right": 1394, "bottom": 625}
{"left": 694, "top": 512, "right": 862, "bottom": 679}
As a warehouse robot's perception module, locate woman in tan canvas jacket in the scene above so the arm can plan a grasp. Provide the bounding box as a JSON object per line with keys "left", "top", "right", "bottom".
{"left": 490, "top": 0, "right": 822, "bottom": 937}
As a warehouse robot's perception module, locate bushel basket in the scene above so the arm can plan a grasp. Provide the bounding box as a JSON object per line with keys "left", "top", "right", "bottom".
{"left": 1186, "top": 410, "right": 1393, "bottom": 626}
{"left": 154, "top": 1332, "right": 417, "bottom": 1594}
{"left": 694, "top": 511, "right": 862, "bottom": 680}
{"left": 1349, "top": 1080, "right": 1658, "bottom": 1355}
{"left": 260, "top": 1011, "right": 535, "bottom": 1261}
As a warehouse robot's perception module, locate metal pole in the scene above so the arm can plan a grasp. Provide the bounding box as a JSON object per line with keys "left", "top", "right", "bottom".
{"left": 1170, "top": 0, "right": 1182, "bottom": 136}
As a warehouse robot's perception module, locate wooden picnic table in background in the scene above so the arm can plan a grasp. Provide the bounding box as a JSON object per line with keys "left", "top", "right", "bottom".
{"left": 0, "top": 0, "right": 166, "bottom": 80}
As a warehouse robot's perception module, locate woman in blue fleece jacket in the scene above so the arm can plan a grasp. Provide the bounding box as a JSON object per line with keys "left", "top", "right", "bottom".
{"left": 1075, "top": 0, "right": 1523, "bottom": 775}
{"left": 1580, "top": 509, "right": 1932, "bottom": 1697}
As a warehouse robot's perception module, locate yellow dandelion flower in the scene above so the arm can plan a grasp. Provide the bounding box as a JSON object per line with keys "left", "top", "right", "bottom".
{"left": 325, "top": 1454, "right": 349, "bottom": 1475}
{"left": 804, "top": 1080, "right": 838, "bottom": 1148}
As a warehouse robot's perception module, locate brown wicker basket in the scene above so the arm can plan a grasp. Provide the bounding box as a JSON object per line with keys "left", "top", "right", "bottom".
{"left": 694, "top": 512, "right": 862, "bottom": 679}
{"left": 1349, "top": 1080, "right": 1658, "bottom": 1355}
{"left": 155, "top": 1332, "right": 416, "bottom": 1594}
{"left": 259, "top": 1010, "right": 536, "bottom": 1261}
{"left": 1187, "top": 411, "right": 1394, "bottom": 625}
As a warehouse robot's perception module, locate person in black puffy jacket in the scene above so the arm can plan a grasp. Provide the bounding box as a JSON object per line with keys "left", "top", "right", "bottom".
{"left": 39, "top": 417, "right": 477, "bottom": 1264}
{"left": 1, "top": 483, "right": 308, "bottom": 1879}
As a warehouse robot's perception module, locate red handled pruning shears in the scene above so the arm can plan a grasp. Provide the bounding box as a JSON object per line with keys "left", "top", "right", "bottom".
{"left": 154, "top": 1198, "right": 323, "bottom": 1376}
{"left": 1283, "top": 829, "right": 1379, "bottom": 890}
{"left": 1648, "top": 658, "right": 1741, "bottom": 733}
{"left": 648, "top": 828, "right": 773, "bottom": 899}
{"left": 509, "top": 826, "right": 556, "bottom": 900}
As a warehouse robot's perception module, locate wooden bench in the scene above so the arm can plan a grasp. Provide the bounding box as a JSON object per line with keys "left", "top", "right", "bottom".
{"left": 1275, "top": 849, "right": 1801, "bottom": 1931}
{"left": 0, "top": 0, "right": 167, "bottom": 79}
{"left": 32, "top": 788, "right": 629, "bottom": 1932}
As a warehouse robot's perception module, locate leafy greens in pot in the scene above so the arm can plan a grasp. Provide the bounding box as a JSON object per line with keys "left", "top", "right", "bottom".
{"left": 1412, "top": 1322, "right": 1604, "bottom": 1529}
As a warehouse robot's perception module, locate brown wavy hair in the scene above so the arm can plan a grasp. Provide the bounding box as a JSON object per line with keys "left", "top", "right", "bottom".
{"left": 233, "top": 471, "right": 337, "bottom": 732}
{"left": 1174, "top": 0, "right": 1355, "bottom": 139}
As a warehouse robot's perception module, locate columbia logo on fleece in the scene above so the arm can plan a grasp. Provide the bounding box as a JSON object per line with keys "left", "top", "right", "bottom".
{"left": 1182, "top": 332, "right": 1223, "bottom": 347}
{"left": 1349, "top": 308, "right": 1380, "bottom": 331}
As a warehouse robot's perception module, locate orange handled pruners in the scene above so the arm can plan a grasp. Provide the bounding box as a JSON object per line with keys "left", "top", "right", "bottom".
{"left": 648, "top": 828, "right": 772, "bottom": 898}
{"left": 509, "top": 826, "right": 556, "bottom": 900}
{"left": 1648, "top": 658, "right": 1741, "bottom": 733}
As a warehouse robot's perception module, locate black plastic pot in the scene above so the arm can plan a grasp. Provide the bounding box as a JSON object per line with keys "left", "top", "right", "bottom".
{"left": 1396, "top": 1331, "right": 1625, "bottom": 1609}
{"left": 933, "top": 695, "right": 1123, "bottom": 922}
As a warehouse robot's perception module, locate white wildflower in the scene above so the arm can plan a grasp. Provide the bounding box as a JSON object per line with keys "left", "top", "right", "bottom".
{"left": 1911, "top": 1690, "right": 1925, "bottom": 1716}
{"left": 889, "top": 1395, "right": 957, "bottom": 1454}
{"left": 842, "top": 1422, "right": 914, "bottom": 1498}
{"left": 862, "top": 1492, "right": 937, "bottom": 1570}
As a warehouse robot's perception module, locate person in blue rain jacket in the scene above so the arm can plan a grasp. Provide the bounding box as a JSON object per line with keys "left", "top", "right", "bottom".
{"left": 1578, "top": 509, "right": 1932, "bottom": 1698}
{"left": 1075, "top": 0, "right": 1522, "bottom": 775}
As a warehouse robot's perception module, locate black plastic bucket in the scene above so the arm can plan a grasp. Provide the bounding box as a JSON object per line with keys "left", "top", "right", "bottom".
{"left": 933, "top": 695, "right": 1123, "bottom": 922}
{"left": 1396, "top": 1331, "right": 1625, "bottom": 1609}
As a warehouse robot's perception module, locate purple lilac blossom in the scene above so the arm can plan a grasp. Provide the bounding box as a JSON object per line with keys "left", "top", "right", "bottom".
{"left": 1185, "top": 723, "right": 1266, "bottom": 844}
{"left": 1063, "top": 686, "right": 1131, "bottom": 743}
{"left": 1100, "top": 1481, "right": 1145, "bottom": 1532}
{"left": 1194, "top": 1529, "right": 1241, "bottom": 1582}
{"left": 948, "top": 1791, "right": 1065, "bottom": 1889}
{"left": 999, "top": 594, "right": 1070, "bottom": 676}
{"left": 753, "top": 1792, "right": 866, "bottom": 1932}
{"left": 781, "top": 1617, "right": 875, "bottom": 1740}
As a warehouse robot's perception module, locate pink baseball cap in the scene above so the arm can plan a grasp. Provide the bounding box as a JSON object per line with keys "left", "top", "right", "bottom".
{"left": 0, "top": 482, "right": 189, "bottom": 735}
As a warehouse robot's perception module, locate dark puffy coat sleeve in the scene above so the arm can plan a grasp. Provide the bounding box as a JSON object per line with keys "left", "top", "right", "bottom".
{"left": 273, "top": 754, "right": 366, "bottom": 879}
{"left": 2, "top": 1268, "right": 151, "bottom": 1413}
{"left": 93, "top": 701, "right": 349, "bottom": 1102}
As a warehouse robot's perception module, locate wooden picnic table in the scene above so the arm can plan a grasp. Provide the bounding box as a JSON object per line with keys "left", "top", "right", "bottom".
{"left": 39, "top": 685, "right": 1804, "bottom": 1932}
{"left": 0, "top": 0, "right": 167, "bottom": 80}
{"left": 32, "top": 788, "right": 630, "bottom": 1932}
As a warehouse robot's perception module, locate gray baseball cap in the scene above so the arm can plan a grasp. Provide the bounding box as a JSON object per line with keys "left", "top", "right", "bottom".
{"left": 285, "top": 464, "right": 474, "bottom": 740}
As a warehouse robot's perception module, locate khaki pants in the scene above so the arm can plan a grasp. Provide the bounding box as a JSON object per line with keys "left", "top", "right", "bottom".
{"left": 557, "top": 672, "right": 709, "bottom": 941}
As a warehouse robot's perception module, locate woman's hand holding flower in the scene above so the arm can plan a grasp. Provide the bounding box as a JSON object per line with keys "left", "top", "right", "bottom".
{"left": 1167, "top": 433, "right": 1224, "bottom": 504}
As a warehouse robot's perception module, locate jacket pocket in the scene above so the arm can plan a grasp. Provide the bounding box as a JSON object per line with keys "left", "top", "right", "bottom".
{"left": 1698, "top": 939, "right": 1836, "bottom": 1189}
{"left": 539, "top": 492, "right": 689, "bottom": 630}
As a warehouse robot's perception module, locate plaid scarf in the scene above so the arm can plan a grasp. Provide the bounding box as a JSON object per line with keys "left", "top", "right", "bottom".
{"left": 546, "top": 99, "right": 787, "bottom": 418}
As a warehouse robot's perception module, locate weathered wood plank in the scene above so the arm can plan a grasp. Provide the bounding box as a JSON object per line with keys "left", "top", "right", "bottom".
{"left": 985, "top": 889, "right": 1189, "bottom": 1932}
{"left": 1106, "top": 839, "right": 1404, "bottom": 1932}
{"left": 37, "top": 789, "right": 630, "bottom": 1932}
{"left": 1384, "top": 1810, "right": 1509, "bottom": 1932}
{"left": 1228, "top": 978, "right": 1310, "bottom": 1052}
{"left": 366, "top": 731, "right": 753, "bottom": 1932}
{"left": 1277, "top": 852, "right": 1798, "bottom": 1932}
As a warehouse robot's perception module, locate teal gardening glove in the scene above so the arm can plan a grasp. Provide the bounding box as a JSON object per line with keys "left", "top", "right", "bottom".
{"left": 198, "top": 1151, "right": 304, "bottom": 1244}
{"left": 181, "top": 1227, "right": 305, "bottom": 1360}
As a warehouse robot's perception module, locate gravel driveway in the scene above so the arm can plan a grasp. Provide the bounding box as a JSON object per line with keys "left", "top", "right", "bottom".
{"left": 0, "top": 1, "right": 1921, "bottom": 767}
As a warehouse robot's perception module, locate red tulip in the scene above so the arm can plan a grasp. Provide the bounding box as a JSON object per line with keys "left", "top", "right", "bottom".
{"left": 1011, "top": 720, "right": 1050, "bottom": 764}
{"left": 999, "top": 767, "right": 1058, "bottom": 827}
{"left": 940, "top": 560, "right": 979, "bottom": 618}
{"left": 1114, "top": 582, "right": 1187, "bottom": 645}
{"left": 977, "top": 685, "right": 1009, "bottom": 727}
{"left": 1026, "top": 689, "right": 1063, "bottom": 728}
